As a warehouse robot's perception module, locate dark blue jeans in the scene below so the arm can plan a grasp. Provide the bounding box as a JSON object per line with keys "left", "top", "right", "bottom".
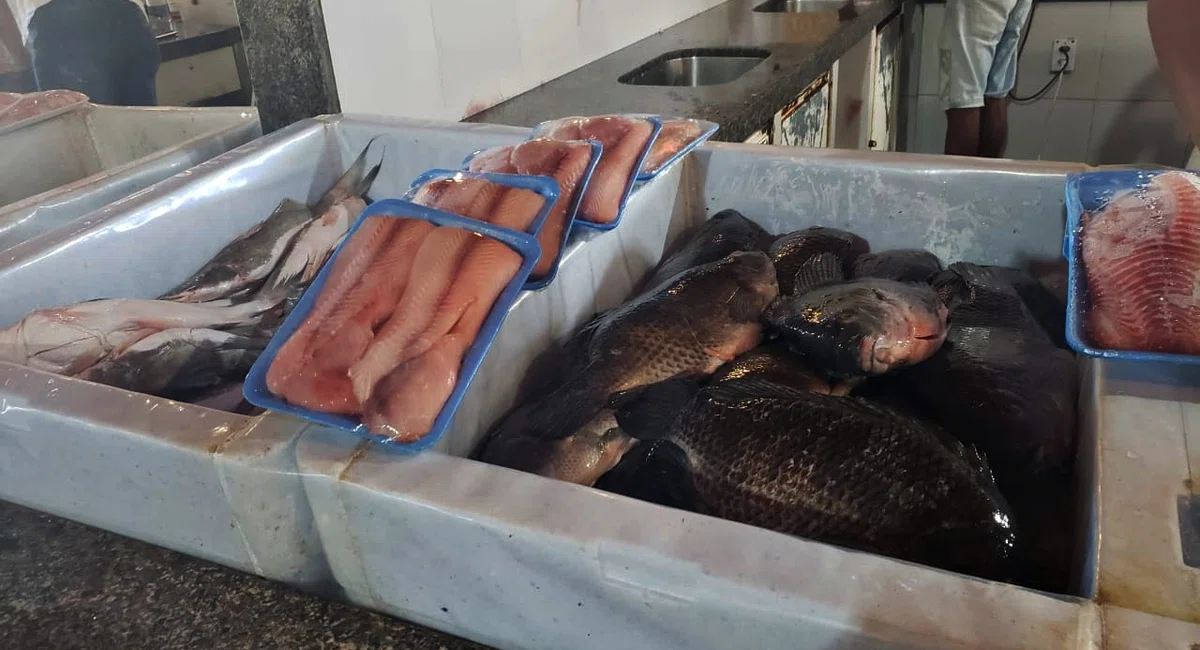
{"left": 27, "top": 0, "right": 161, "bottom": 105}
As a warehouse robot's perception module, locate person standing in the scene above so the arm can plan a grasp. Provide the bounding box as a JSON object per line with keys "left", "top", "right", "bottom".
{"left": 939, "top": 0, "right": 1034, "bottom": 158}
{"left": 0, "top": 0, "right": 160, "bottom": 106}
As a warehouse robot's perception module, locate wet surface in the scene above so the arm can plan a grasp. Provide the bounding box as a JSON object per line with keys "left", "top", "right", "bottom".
{"left": 0, "top": 499, "right": 491, "bottom": 650}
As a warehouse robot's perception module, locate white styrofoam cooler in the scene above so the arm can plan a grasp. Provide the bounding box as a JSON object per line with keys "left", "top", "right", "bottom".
{"left": 2, "top": 116, "right": 1182, "bottom": 647}
{"left": 294, "top": 144, "right": 1106, "bottom": 649}
{"left": 0, "top": 103, "right": 261, "bottom": 254}
{"left": 0, "top": 115, "right": 527, "bottom": 589}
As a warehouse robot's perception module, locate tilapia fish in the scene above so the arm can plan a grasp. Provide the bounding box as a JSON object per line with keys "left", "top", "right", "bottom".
{"left": 765, "top": 252, "right": 948, "bottom": 376}
{"left": 614, "top": 378, "right": 1019, "bottom": 581}
{"left": 852, "top": 249, "right": 943, "bottom": 283}
{"left": 1082, "top": 170, "right": 1200, "bottom": 353}
{"left": 0, "top": 293, "right": 279, "bottom": 377}
{"left": 475, "top": 407, "right": 635, "bottom": 486}
{"left": 712, "top": 345, "right": 849, "bottom": 395}
{"left": 902, "top": 262, "right": 1078, "bottom": 484}
{"left": 82, "top": 327, "right": 265, "bottom": 399}
{"left": 478, "top": 251, "right": 778, "bottom": 466}
{"left": 769, "top": 226, "right": 869, "bottom": 295}
{"left": 160, "top": 199, "right": 313, "bottom": 303}
{"left": 984, "top": 264, "right": 1069, "bottom": 350}
{"left": 642, "top": 209, "right": 773, "bottom": 292}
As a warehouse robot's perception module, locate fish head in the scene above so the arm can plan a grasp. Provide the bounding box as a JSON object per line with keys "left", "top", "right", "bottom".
{"left": 908, "top": 505, "right": 1021, "bottom": 583}
{"left": 770, "top": 279, "right": 948, "bottom": 376}
{"left": 479, "top": 407, "right": 636, "bottom": 486}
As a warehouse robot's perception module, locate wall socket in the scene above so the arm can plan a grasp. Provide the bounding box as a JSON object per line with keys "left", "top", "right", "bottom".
{"left": 1051, "top": 38, "right": 1077, "bottom": 73}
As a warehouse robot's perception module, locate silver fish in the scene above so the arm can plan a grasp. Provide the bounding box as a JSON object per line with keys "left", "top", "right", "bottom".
{"left": 159, "top": 199, "right": 314, "bottom": 303}
{"left": 0, "top": 293, "right": 280, "bottom": 376}
{"left": 81, "top": 327, "right": 266, "bottom": 398}
{"left": 258, "top": 140, "right": 383, "bottom": 296}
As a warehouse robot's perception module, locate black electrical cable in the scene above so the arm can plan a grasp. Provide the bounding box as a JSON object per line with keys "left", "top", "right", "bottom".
{"left": 1007, "top": 0, "right": 1067, "bottom": 103}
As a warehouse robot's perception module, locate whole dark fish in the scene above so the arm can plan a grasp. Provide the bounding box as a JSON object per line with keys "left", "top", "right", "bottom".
{"left": 478, "top": 250, "right": 778, "bottom": 462}
{"left": 983, "top": 265, "right": 1069, "bottom": 350}
{"left": 642, "top": 209, "right": 773, "bottom": 291}
{"left": 160, "top": 199, "right": 314, "bottom": 303}
{"left": 902, "top": 262, "right": 1078, "bottom": 485}
{"left": 615, "top": 378, "right": 1020, "bottom": 581}
{"left": 764, "top": 252, "right": 948, "bottom": 376}
{"left": 712, "top": 344, "right": 850, "bottom": 395}
{"left": 852, "top": 249, "right": 943, "bottom": 283}
{"left": 769, "top": 226, "right": 868, "bottom": 294}
{"left": 82, "top": 327, "right": 266, "bottom": 399}
{"left": 593, "top": 439, "right": 700, "bottom": 511}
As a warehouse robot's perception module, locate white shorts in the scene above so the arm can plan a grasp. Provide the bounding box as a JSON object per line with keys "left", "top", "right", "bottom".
{"left": 939, "top": 0, "right": 1034, "bottom": 110}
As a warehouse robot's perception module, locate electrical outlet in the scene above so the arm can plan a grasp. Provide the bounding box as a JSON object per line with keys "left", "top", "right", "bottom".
{"left": 1051, "top": 38, "right": 1077, "bottom": 73}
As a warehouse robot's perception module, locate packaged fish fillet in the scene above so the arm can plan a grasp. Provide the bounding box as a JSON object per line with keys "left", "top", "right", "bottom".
{"left": 244, "top": 198, "right": 542, "bottom": 450}
{"left": 1064, "top": 168, "right": 1200, "bottom": 364}
{"left": 528, "top": 114, "right": 662, "bottom": 230}
{"left": 460, "top": 139, "right": 602, "bottom": 289}
{"left": 635, "top": 117, "right": 719, "bottom": 181}
{"left": 406, "top": 168, "right": 566, "bottom": 289}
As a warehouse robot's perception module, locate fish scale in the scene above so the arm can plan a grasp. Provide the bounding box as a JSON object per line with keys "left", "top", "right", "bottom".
{"left": 621, "top": 379, "right": 1017, "bottom": 581}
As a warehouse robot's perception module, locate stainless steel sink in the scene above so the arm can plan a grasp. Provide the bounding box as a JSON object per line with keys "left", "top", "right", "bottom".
{"left": 753, "top": 0, "right": 850, "bottom": 12}
{"left": 619, "top": 49, "right": 770, "bottom": 87}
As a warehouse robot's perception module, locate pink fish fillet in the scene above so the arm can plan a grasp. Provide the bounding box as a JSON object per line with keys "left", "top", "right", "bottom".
{"left": 348, "top": 224, "right": 479, "bottom": 404}
{"left": 470, "top": 138, "right": 596, "bottom": 278}
{"left": 1082, "top": 170, "right": 1200, "bottom": 353}
{"left": 641, "top": 119, "right": 704, "bottom": 172}
{"left": 545, "top": 116, "right": 653, "bottom": 225}
{"left": 361, "top": 333, "right": 471, "bottom": 442}
{"left": 266, "top": 214, "right": 396, "bottom": 395}
{"left": 401, "top": 238, "right": 523, "bottom": 364}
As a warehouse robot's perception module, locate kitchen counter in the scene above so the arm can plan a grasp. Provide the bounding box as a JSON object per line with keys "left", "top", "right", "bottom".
{"left": 0, "top": 499, "right": 491, "bottom": 650}
{"left": 158, "top": 23, "right": 243, "bottom": 63}
{"left": 469, "top": 0, "right": 903, "bottom": 142}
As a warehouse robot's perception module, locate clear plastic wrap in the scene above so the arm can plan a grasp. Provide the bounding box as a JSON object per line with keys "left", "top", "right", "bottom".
{"left": 636, "top": 117, "right": 719, "bottom": 180}
{"left": 245, "top": 196, "right": 546, "bottom": 450}
{"left": 461, "top": 139, "right": 602, "bottom": 288}
{"left": 529, "top": 114, "right": 661, "bottom": 229}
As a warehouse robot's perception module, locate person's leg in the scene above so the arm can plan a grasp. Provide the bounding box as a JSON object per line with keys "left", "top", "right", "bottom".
{"left": 979, "top": 96, "right": 1009, "bottom": 158}
{"left": 939, "top": 0, "right": 1014, "bottom": 156}
{"left": 27, "top": 0, "right": 121, "bottom": 103}
{"left": 108, "top": 0, "right": 160, "bottom": 106}
{"left": 981, "top": 0, "right": 1033, "bottom": 158}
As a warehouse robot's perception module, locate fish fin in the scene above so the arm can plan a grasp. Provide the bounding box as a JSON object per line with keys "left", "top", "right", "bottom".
{"left": 613, "top": 379, "right": 699, "bottom": 441}
{"left": 929, "top": 268, "right": 969, "bottom": 310}
{"left": 703, "top": 377, "right": 814, "bottom": 403}
{"left": 593, "top": 440, "right": 700, "bottom": 511}
{"left": 519, "top": 369, "right": 614, "bottom": 440}
{"left": 792, "top": 252, "right": 844, "bottom": 295}
{"left": 357, "top": 162, "right": 382, "bottom": 199}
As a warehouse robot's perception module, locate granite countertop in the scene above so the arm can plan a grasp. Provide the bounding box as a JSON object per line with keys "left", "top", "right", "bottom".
{"left": 158, "top": 23, "right": 243, "bottom": 63}
{"left": 469, "top": 0, "right": 903, "bottom": 142}
{"left": 0, "top": 499, "right": 491, "bottom": 650}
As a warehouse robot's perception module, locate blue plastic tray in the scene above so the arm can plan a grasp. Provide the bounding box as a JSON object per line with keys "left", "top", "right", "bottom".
{"left": 528, "top": 114, "right": 663, "bottom": 231}
{"left": 456, "top": 142, "right": 602, "bottom": 290}
{"left": 244, "top": 198, "right": 542, "bottom": 451}
{"left": 1063, "top": 168, "right": 1200, "bottom": 364}
{"left": 406, "top": 169, "right": 561, "bottom": 290}
{"left": 634, "top": 117, "right": 719, "bottom": 181}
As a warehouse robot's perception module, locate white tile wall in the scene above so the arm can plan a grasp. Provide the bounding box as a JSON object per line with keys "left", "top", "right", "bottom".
{"left": 904, "top": 1, "right": 1191, "bottom": 166}
{"left": 322, "top": 0, "right": 726, "bottom": 121}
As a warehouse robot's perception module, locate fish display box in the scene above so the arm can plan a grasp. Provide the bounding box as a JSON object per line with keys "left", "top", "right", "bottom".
{"left": 1101, "top": 606, "right": 1200, "bottom": 647}
{"left": 0, "top": 115, "right": 528, "bottom": 588}
{"left": 0, "top": 104, "right": 261, "bottom": 254}
{"left": 294, "top": 145, "right": 1106, "bottom": 649}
